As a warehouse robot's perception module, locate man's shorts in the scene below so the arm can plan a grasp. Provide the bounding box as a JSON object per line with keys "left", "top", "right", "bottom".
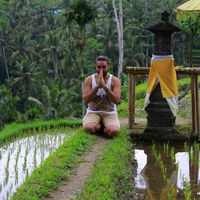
{"left": 83, "top": 112, "right": 120, "bottom": 128}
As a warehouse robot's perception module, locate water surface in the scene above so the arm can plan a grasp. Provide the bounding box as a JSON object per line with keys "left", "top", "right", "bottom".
{"left": 134, "top": 142, "right": 200, "bottom": 199}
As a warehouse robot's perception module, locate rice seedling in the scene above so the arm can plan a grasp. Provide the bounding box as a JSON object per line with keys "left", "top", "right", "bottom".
{"left": 0, "top": 128, "right": 73, "bottom": 200}
{"left": 33, "top": 146, "right": 37, "bottom": 168}
{"left": 184, "top": 141, "right": 189, "bottom": 151}
{"left": 47, "top": 126, "right": 50, "bottom": 132}
{"left": 6, "top": 190, "right": 9, "bottom": 200}
{"left": 166, "top": 142, "right": 169, "bottom": 156}
{"left": 170, "top": 147, "right": 175, "bottom": 163}
{"left": 15, "top": 169, "right": 18, "bottom": 184}
{"left": 22, "top": 147, "right": 28, "bottom": 171}
{"left": 166, "top": 178, "right": 170, "bottom": 185}
{"left": 182, "top": 177, "right": 192, "bottom": 200}
{"left": 151, "top": 142, "right": 156, "bottom": 155}
{"left": 168, "top": 186, "right": 174, "bottom": 200}
{"left": 6, "top": 151, "right": 11, "bottom": 169}
{"left": 175, "top": 162, "right": 179, "bottom": 170}
{"left": 4, "top": 168, "right": 9, "bottom": 185}
{"left": 25, "top": 169, "right": 29, "bottom": 180}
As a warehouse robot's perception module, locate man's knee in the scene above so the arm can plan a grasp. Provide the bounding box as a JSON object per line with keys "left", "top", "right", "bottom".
{"left": 104, "top": 125, "right": 120, "bottom": 137}
{"left": 83, "top": 123, "right": 93, "bottom": 132}
{"left": 83, "top": 122, "right": 100, "bottom": 133}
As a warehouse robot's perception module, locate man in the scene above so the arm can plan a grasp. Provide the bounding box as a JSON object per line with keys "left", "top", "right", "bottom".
{"left": 83, "top": 55, "right": 121, "bottom": 137}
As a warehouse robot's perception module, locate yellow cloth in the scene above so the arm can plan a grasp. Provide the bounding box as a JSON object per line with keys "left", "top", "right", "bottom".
{"left": 146, "top": 59, "right": 178, "bottom": 98}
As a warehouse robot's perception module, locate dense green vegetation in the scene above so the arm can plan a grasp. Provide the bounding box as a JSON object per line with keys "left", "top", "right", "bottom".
{"left": 0, "top": 118, "right": 82, "bottom": 141}
{"left": 0, "top": 0, "right": 199, "bottom": 130}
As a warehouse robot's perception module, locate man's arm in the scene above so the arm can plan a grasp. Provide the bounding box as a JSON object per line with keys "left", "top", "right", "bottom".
{"left": 104, "top": 76, "right": 121, "bottom": 105}
{"left": 83, "top": 76, "right": 99, "bottom": 104}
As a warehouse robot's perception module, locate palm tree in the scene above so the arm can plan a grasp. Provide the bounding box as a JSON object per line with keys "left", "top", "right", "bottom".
{"left": 123, "top": 34, "right": 146, "bottom": 71}
{"left": 11, "top": 60, "right": 39, "bottom": 92}
{"left": 98, "top": 0, "right": 115, "bottom": 19}
{"left": 46, "top": 13, "right": 60, "bottom": 31}
{"left": 40, "top": 30, "right": 61, "bottom": 79}
{"left": 11, "top": 0, "right": 30, "bottom": 15}
{"left": 95, "top": 18, "right": 119, "bottom": 74}
{"left": 0, "top": 84, "right": 22, "bottom": 129}
{"left": 65, "top": 0, "right": 98, "bottom": 117}
{"left": 57, "top": 38, "right": 78, "bottom": 78}
{"left": 56, "top": 17, "right": 78, "bottom": 41}
{"left": 28, "top": 84, "right": 78, "bottom": 119}
{"left": 0, "top": 29, "right": 11, "bottom": 80}
{"left": 6, "top": 31, "right": 37, "bottom": 64}
{"left": 96, "top": 18, "right": 118, "bottom": 58}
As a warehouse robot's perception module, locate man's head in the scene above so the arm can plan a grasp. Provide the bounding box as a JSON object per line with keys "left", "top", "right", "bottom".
{"left": 96, "top": 55, "right": 108, "bottom": 64}
{"left": 95, "top": 55, "right": 110, "bottom": 77}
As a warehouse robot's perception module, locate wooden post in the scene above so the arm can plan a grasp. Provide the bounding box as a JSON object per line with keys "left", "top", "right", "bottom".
{"left": 132, "top": 75, "right": 136, "bottom": 124}
{"left": 191, "top": 74, "right": 197, "bottom": 134}
{"left": 194, "top": 75, "right": 200, "bottom": 137}
{"left": 128, "top": 73, "right": 133, "bottom": 129}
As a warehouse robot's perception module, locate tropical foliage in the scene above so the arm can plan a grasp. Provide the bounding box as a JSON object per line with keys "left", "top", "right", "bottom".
{"left": 0, "top": 0, "right": 198, "bottom": 130}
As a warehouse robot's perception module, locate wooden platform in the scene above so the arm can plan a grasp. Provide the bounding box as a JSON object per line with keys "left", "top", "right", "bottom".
{"left": 120, "top": 118, "right": 194, "bottom": 142}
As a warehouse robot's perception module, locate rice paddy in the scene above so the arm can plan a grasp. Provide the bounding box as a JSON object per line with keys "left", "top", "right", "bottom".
{"left": 0, "top": 127, "right": 73, "bottom": 200}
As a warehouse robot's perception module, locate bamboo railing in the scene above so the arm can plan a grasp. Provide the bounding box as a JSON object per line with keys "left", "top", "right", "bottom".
{"left": 126, "top": 67, "right": 200, "bottom": 138}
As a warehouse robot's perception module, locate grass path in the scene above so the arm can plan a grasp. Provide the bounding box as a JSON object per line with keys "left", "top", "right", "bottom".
{"left": 44, "top": 136, "right": 108, "bottom": 200}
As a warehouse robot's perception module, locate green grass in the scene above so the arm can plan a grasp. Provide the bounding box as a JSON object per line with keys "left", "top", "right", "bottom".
{"left": 117, "top": 98, "right": 146, "bottom": 118}
{"left": 76, "top": 128, "right": 135, "bottom": 200}
{"left": 0, "top": 118, "right": 82, "bottom": 142}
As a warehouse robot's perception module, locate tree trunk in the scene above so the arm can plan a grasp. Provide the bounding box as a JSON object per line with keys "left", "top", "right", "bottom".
{"left": 81, "top": 52, "right": 85, "bottom": 118}
{"left": 146, "top": 36, "right": 149, "bottom": 67}
{"left": 113, "top": 0, "right": 123, "bottom": 78}
{"left": 2, "top": 44, "right": 9, "bottom": 80}
{"left": 53, "top": 50, "right": 58, "bottom": 79}
{"left": 80, "top": 28, "right": 85, "bottom": 118}
{"left": 119, "top": 0, "right": 123, "bottom": 77}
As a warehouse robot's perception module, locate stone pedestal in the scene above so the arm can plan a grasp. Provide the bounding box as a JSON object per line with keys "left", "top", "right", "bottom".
{"left": 144, "top": 83, "right": 176, "bottom": 133}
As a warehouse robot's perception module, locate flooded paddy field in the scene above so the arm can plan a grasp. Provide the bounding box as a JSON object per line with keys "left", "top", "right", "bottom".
{"left": 0, "top": 128, "right": 73, "bottom": 200}
{"left": 134, "top": 141, "right": 200, "bottom": 199}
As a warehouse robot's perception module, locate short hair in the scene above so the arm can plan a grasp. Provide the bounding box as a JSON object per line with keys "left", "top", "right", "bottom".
{"left": 96, "top": 55, "right": 108, "bottom": 64}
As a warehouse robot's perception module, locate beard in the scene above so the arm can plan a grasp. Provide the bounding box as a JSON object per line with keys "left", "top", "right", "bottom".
{"left": 103, "top": 71, "right": 107, "bottom": 77}
{"left": 98, "top": 71, "right": 108, "bottom": 77}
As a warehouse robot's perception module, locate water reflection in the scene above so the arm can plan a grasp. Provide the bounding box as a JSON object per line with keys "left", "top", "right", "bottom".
{"left": 134, "top": 142, "right": 200, "bottom": 199}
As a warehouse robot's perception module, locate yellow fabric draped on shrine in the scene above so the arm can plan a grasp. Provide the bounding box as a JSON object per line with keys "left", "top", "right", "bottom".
{"left": 146, "top": 58, "right": 178, "bottom": 98}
